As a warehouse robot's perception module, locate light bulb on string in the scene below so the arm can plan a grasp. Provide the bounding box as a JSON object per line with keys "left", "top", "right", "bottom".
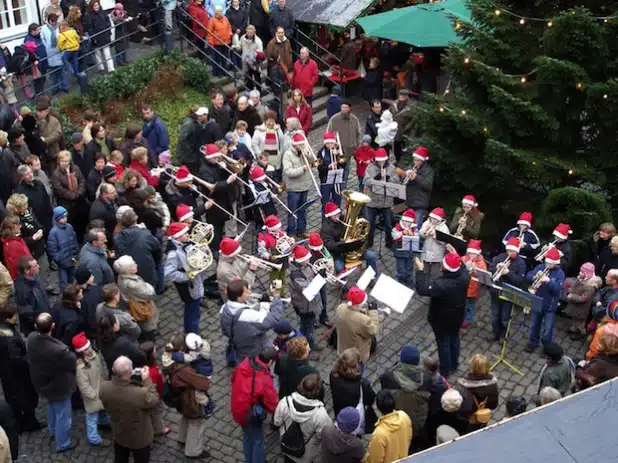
{"left": 520, "top": 77, "right": 527, "bottom": 83}
{"left": 455, "top": 22, "right": 461, "bottom": 30}
{"left": 494, "top": 9, "right": 501, "bottom": 16}
{"left": 577, "top": 82, "right": 583, "bottom": 89}
{"left": 532, "top": 161, "right": 536, "bottom": 166}
{"left": 547, "top": 21, "right": 553, "bottom": 27}
{"left": 461, "top": 110, "right": 467, "bottom": 115}
{"left": 483, "top": 127, "right": 488, "bottom": 133}
{"left": 604, "top": 94, "right": 608, "bottom": 99}
{"left": 568, "top": 169, "right": 574, "bottom": 175}
{"left": 604, "top": 19, "right": 609, "bottom": 23}
{"left": 439, "top": 105, "right": 444, "bottom": 112}
{"left": 464, "top": 57, "right": 470, "bottom": 64}
{"left": 519, "top": 18, "right": 526, "bottom": 25}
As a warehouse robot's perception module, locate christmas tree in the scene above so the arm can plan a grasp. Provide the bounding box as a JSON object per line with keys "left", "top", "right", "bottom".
{"left": 414, "top": 0, "right": 618, "bottom": 220}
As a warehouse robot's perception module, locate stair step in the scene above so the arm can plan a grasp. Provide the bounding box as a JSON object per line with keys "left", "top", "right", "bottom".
{"left": 311, "top": 108, "right": 329, "bottom": 130}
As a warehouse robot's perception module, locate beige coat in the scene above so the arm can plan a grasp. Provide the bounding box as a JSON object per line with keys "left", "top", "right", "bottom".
{"left": 76, "top": 352, "right": 106, "bottom": 414}
{"left": 336, "top": 303, "right": 379, "bottom": 362}
{"left": 117, "top": 273, "right": 158, "bottom": 334}
{"left": 216, "top": 256, "right": 256, "bottom": 301}
{"left": 0, "top": 263, "right": 13, "bottom": 306}
{"left": 282, "top": 148, "right": 313, "bottom": 192}
{"left": 38, "top": 114, "right": 63, "bottom": 161}
{"left": 326, "top": 112, "right": 362, "bottom": 157}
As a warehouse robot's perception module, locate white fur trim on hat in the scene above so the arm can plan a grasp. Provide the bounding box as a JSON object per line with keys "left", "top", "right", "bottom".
{"left": 347, "top": 293, "right": 368, "bottom": 306}
{"left": 324, "top": 207, "right": 342, "bottom": 218}
{"left": 172, "top": 225, "right": 190, "bottom": 239}
{"left": 466, "top": 247, "right": 481, "bottom": 255}
{"left": 295, "top": 253, "right": 312, "bottom": 263}
{"left": 462, "top": 198, "right": 477, "bottom": 206}
{"left": 74, "top": 339, "right": 91, "bottom": 353}
{"left": 517, "top": 219, "right": 531, "bottom": 227}
{"left": 505, "top": 244, "right": 520, "bottom": 252}
{"left": 267, "top": 222, "right": 282, "bottom": 231}
{"left": 308, "top": 243, "right": 323, "bottom": 251}
{"left": 175, "top": 173, "right": 193, "bottom": 183}
{"left": 429, "top": 212, "right": 443, "bottom": 221}
{"left": 179, "top": 210, "right": 194, "bottom": 222}
{"left": 442, "top": 257, "right": 461, "bottom": 272}
{"left": 552, "top": 230, "right": 570, "bottom": 240}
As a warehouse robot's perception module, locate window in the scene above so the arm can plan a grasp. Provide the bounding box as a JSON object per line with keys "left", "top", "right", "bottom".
{"left": 0, "top": 0, "right": 35, "bottom": 38}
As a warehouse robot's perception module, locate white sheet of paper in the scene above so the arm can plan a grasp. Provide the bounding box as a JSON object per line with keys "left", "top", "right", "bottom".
{"left": 302, "top": 274, "right": 326, "bottom": 302}
{"left": 326, "top": 168, "right": 344, "bottom": 185}
{"left": 370, "top": 274, "right": 414, "bottom": 314}
{"left": 356, "top": 266, "right": 376, "bottom": 291}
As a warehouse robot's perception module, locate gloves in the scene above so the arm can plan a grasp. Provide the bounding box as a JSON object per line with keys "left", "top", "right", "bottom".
{"left": 368, "top": 301, "right": 378, "bottom": 311}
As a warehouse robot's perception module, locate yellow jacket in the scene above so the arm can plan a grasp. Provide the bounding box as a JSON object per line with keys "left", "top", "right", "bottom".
{"left": 57, "top": 28, "right": 81, "bottom": 52}
{"left": 365, "top": 411, "right": 413, "bottom": 463}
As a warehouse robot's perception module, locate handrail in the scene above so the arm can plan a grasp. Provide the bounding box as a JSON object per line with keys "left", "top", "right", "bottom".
{"left": 296, "top": 28, "right": 341, "bottom": 67}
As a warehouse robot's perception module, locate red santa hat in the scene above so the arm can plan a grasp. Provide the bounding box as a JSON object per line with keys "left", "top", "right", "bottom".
{"left": 264, "top": 215, "right": 282, "bottom": 231}
{"left": 505, "top": 237, "right": 521, "bottom": 252}
{"left": 545, "top": 246, "right": 562, "bottom": 265}
{"left": 553, "top": 223, "right": 572, "bottom": 240}
{"left": 462, "top": 195, "right": 478, "bottom": 207}
{"left": 202, "top": 144, "right": 221, "bottom": 159}
{"left": 413, "top": 146, "right": 429, "bottom": 161}
{"left": 442, "top": 252, "right": 462, "bottom": 272}
{"left": 250, "top": 166, "right": 266, "bottom": 182}
{"left": 176, "top": 204, "right": 194, "bottom": 222}
{"left": 219, "top": 237, "right": 241, "bottom": 257}
{"left": 517, "top": 211, "right": 533, "bottom": 227}
{"left": 374, "top": 148, "right": 388, "bottom": 161}
{"left": 323, "top": 131, "right": 336, "bottom": 144}
{"left": 429, "top": 207, "right": 445, "bottom": 221}
{"left": 347, "top": 287, "right": 367, "bottom": 306}
{"left": 168, "top": 222, "right": 190, "bottom": 239}
{"left": 291, "top": 133, "right": 306, "bottom": 146}
{"left": 401, "top": 209, "right": 417, "bottom": 225}
{"left": 466, "top": 239, "right": 482, "bottom": 255}
{"left": 174, "top": 165, "right": 193, "bottom": 183}
{"left": 324, "top": 202, "right": 342, "bottom": 218}
{"left": 292, "top": 245, "right": 311, "bottom": 263}
{"left": 72, "top": 332, "right": 91, "bottom": 353}
{"left": 308, "top": 233, "right": 324, "bottom": 251}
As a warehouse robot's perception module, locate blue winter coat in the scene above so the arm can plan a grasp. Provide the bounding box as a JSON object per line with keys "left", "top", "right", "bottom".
{"left": 48, "top": 222, "right": 79, "bottom": 269}
{"left": 23, "top": 34, "right": 48, "bottom": 72}
{"left": 326, "top": 95, "right": 342, "bottom": 119}
{"left": 526, "top": 265, "right": 565, "bottom": 312}
{"left": 114, "top": 226, "right": 161, "bottom": 287}
{"left": 79, "top": 243, "right": 114, "bottom": 286}
{"left": 142, "top": 115, "right": 170, "bottom": 156}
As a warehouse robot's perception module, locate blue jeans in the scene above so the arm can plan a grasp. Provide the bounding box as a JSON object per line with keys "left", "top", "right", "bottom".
{"left": 213, "top": 45, "right": 228, "bottom": 76}
{"left": 528, "top": 309, "right": 556, "bottom": 348}
{"left": 414, "top": 208, "right": 428, "bottom": 229}
{"left": 358, "top": 176, "right": 365, "bottom": 192}
{"left": 242, "top": 424, "right": 265, "bottom": 463}
{"left": 85, "top": 410, "right": 109, "bottom": 445}
{"left": 434, "top": 331, "right": 460, "bottom": 377}
{"left": 48, "top": 396, "right": 72, "bottom": 452}
{"left": 49, "top": 65, "right": 68, "bottom": 92}
{"left": 299, "top": 313, "right": 316, "bottom": 348}
{"left": 335, "top": 249, "right": 377, "bottom": 273}
{"left": 394, "top": 251, "right": 413, "bottom": 284}
{"left": 320, "top": 183, "right": 342, "bottom": 218}
{"left": 491, "top": 296, "right": 512, "bottom": 339}
{"left": 184, "top": 297, "right": 202, "bottom": 334}
{"left": 231, "top": 50, "right": 242, "bottom": 69}
{"left": 464, "top": 297, "right": 477, "bottom": 324}
{"left": 319, "top": 286, "right": 328, "bottom": 322}
{"left": 366, "top": 206, "right": 393, "bottom": 247}
{"left": 286, "top": 190, "right": 308, "bottom": 235}
{"left": 58, "top": 266, "right": 75, "bottom": 293}
{"left": 62, "top": 51, "right": 80, "bottom": 76}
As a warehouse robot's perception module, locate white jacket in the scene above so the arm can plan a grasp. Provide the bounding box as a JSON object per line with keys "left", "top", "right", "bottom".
{"left": 420, "top": 219, "right": 450, "bottom": 263}
{"left": 375, "top": 110, "right": 398, "bottom": 147}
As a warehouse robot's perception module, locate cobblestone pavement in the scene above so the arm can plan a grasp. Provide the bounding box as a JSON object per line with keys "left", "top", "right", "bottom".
{"left": 14, "top": 101, "right": 588, "bottom": 462}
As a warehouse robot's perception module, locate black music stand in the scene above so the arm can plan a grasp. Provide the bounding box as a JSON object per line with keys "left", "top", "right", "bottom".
{"left": 435, "top": 230, "right": 467, "bottom": 255}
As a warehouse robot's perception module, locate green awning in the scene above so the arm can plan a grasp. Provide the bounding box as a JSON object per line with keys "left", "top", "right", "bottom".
{"left": 356, "top": 0, "right": 471, "bottom": 48}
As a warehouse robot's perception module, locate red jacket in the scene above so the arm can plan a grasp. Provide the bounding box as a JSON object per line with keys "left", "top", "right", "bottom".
{"left": 284, "top": 104, "right": 313, "bottom": 135}
{"left": 128, "top": 160, "right": 159, "bottom": 188}
{"left": 291, "top": 59, "right": 319, "bottom": 98}
{"left": 107, "top": 162, "right": 124, "bottom": 179}
{"left": 354, "top": 145, "right": 375, "bottom": 178}
{"left": 149, "top": 364, "right": 164, "bottom": 397}
{"left": 1, "top": 236, "right": 32, "bottom": 280}
{"left": 188, "top": 2, "right": 210, "bottom": 39}
{"left": 231, "top": 357, "right": 278, "bottom": 427}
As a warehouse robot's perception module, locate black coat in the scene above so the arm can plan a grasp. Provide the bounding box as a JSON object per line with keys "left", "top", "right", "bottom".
{"left": 15, "top": 180, "right": 53, "bottom": 233}
{"left": 0, "top": 400, "right": 18, "bottom": 460}
{"left": 51, "top": 300, "right": 85, "bottom": 348}
{"left": 364, "top": 109, "right": 382, "bottom": 144}
{"left": 19, "top": 209, "right": 45, "bottom": 259}
{"left": 233, "top": 106, "right": 262, "bottom": 137}
{"left": 85, "top": 137, "right": 114, "bottom": 160}
{"left": 113, "top": 226, "right": 161, "bottom": 287}
{"left": 248, "top": 0, "right": 268, "bottom": 28}
{"left": 362, "top": 68, "right": 383, "bottom": 103}
{"left": 199, "top": 161, "right": 236, "bottom": 224}
{"left": 86, "top": 168, "right": 103, "bottom": 200}
{"left": 26, "top": 331, "right": 77, "bottom": 402}
{"left": 598, "top": 248, "right": 618, "bottom": 281}
{"left": 133, "top": 204, "right": 163, "bottom": 234}
{"left": 81, "top": 283, "right": 102, "bottom": 339}
{"left": 164, "top": 182, "right": 204, "bottom": 219}
{"left": 404, "top": 162, "right": 434, "bottom": 210}
{"left": 89, "top": 197, "right": 118, "bottom": 241}
{"left": 121, "top": 139, "right": 156, "bottom": 169}
{"left": 84, "top": 10, "right": 112, "bottom": 46}
{"left": 14, "top": 275, "right": 49, "bottom": 319}
{"left": 416, "top": 266, "right": 469, "bottom": 335}
{"left": 556, "top": 240, "right": 574, "bottom": 277}
{"left": 274, "top": 355, "right": 319, "bottom": 400}
{"left": 268, "top": 6, "right": 295, "bottom": 39}
{"left": 209, "top": 105, "right": 233, "bottom": 135}
{"left": 198, "top": 120, "right": 223, "bottom": 147}
{"left": 71, "top": 147, "right": 94, "bottom": 181}
{"left": 227, "top": 5, "right": 249, "bottom": 33}
{"left": 2, "top": 144, "right": 27, "bottom": 188}
{"left": 329, "top": 371, "right": 377, "bottom": 434}
{"left": 100, "top": 334, "right": 146, "bottom": 376}
{"left": 321, "top": 218, "right": 346, "bottom": 259}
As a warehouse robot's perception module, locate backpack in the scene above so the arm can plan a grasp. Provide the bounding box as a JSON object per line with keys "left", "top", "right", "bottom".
{"left": 280, "top": 396, "right": 316, "bottom": 458}
{"left": 469, "top": 395, "right": 492, "bottom": 425}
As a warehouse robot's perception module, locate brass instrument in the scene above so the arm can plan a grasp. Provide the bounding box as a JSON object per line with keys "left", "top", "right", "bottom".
{"left": 220, "top": 153, "right": 247, "bottom": 172}
{"left": 534, "top": 240, "right": 557, "bottom": 262}
{"left": 335, "top": 132, "right": 347, "bottom": 164}
{"left": 157, "top": 165, "right": 216, "bottom": 192}
{"left": 275, "top": 234, "right": 296, "bottom": 256}
{"left": 403, "top": 166, "right": 418, "bottom": 185}
{"left": 455, "top": 212, "right": 468, "bottom": 239}
{"left": 492, "top": 255, "right": 511, "bottom": 282}
{"left": 189, "top": 219, "right": 214, "bottom": 246}
{"left": 310, "top": 258, "right": 346, "bottom": 285}
{"left": 300, "top": 144, "right": 322, "bottom": 198}
{"left": 189, "top": 185, "right": 248, "bottom": 228}
{"left": 186, "top": 240, "right": 214, "bottom": 279}
{"left": 528, "top": 267, "right": 551, "bottom": 294}
{"left": 238, "top": 254, "right": 283, "bottom": 271}
{"left": 341, "top": 190, "right": 372, "bottom": 269}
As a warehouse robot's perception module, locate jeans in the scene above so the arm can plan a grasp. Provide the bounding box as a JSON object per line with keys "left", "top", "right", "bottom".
{"left": 213, "top": 45, "right": 229, "bottom": 76}
{"left": 286, "top": 190, "right": 308, "bottom": 235}
{"left": 299, "top": 313, "right": 316, "bottom": 348}
{"left": 366, "top": 206, "right": 393, "bottom": 248}
{"left": 528, "top": 309, "right": 556, "bottom": 349}
{"left": 464, "top": 297, "right": 477, "bottom": 324}
{"left": 184, "top": 297, "right": 202, "bottom": 334}
{"left": 358, "top": 176, "right": 365, "bottom": 192}
{"left": 62, "top": 51, "right": 80, "bottom": 76}
{"left": 114, "top": 441, "right": 151, "bottom": 463}
{"left": 85, "top": 410, "right": 109, "bottom": 445}
{"left": 231, "top": 50, "right": 242, "bottom": 69}
{"left": 434, "top": 330, "right": 460, "bottom": 377}
{"left": 335, "top": 250, "right": 377, "bottom": 273}
{"left": 242, "top": 424, "right": 265, "bottom": 463}
{"left": 491, "top": 297, "right": 512, "bottom": 340}
{"left": 394, "top": 141, "right": 404, "bottom": 163}
{"left": 414, "top": 208, "right": 428, "bottom": 229}
{"left": 48, "top": 396, "right": 72, "bottom": 452}
{"left": 163, "top": 9, "right": 174, "bottom": 54}
{"left": 395, "top": 254, "right": 413, "bottom": 284}
{"left": 58, "top": 266, "right": 75, "bottom": 293}
{"left": 319, "top": 286, "right": 328, "bottom": 322}
{"left": 320, "top": 183, "right": 342, "bottom": 218}
{"left": 49, "top": 65, "right": 68, "bottom": 92}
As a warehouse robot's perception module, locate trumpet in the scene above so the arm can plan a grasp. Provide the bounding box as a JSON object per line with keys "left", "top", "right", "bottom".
{"left": 455, "top": 212, "right": 468, "bottom": 239}
{"left": 403, "top": 166, "right": 418, "bottom": 185}
{"left": 492, "top": 255, "right": 511, "bottom": 282}
{"left": 534, "top": 240, "right": 557, "bottom": 262}
{"left": 238, "top": 254, "right": 283, "bottom": 271}
{"left": 335, "top": 132, "right": 347, "bottom": 164}
{"left": 528, "top": 267, "right": 551, "bottom": 294}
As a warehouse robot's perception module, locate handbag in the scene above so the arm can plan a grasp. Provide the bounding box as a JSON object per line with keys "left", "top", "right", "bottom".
{"left": 128, "top": 299, "right": 154, "bottom": 322}
{"left": 351, "top": 382, "right": 366, "bottom": 435}
{"left": 246, "top": 367, "right": 266, "bottom": 426}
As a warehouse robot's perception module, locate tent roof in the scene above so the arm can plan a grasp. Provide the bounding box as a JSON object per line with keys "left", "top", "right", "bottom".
{"left": 286, "top": 0, "right": 375, "bottom": 28}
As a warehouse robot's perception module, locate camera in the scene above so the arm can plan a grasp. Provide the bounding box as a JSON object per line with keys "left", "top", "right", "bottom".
{"left": 131, "top": 368, "right": 143, "bottom": 382}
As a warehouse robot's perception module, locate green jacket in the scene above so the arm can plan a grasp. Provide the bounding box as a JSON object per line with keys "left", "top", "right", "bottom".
{"left": 175, "top": 116, "right": 201, "bottom": 166}
{"left": 537, "top": 358, "right": 574, "bottom": 399}
{"left": 274, "top": 355, "right": 321, "bottom": 400}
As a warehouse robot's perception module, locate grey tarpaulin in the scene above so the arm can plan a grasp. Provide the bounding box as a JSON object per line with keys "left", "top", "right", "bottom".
{"left": 286, "top": 0, "right": 375, "bottom": 28}
{"left": 403, "top": 377, "right": 618, "bottom": 463}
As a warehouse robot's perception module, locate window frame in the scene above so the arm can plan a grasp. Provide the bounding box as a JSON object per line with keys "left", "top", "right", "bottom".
{"left": 0, "top": 0, "right": 38, "bottom": 40}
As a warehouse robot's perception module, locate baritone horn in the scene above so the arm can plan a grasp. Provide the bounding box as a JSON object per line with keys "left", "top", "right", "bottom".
{"left": 341, "top": 190, "right": 372, "bottom": 269}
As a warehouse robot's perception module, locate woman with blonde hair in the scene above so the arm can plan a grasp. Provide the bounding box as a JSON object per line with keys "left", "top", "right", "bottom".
{"left": 457, "top": 353, "right": 499, "bottom": 431}
{"left": 274, "top": 336, "right": 320, "bottom": 400}
{"left": 51, "top": 150, "right": 88, "bottom": 240}
{"left": 284, "top": 89, "right": 312, "bottom": 135}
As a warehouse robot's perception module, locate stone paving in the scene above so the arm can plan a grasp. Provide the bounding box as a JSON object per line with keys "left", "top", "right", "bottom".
{"left": 13, "top": 101, "right": 589, "bottom": 462}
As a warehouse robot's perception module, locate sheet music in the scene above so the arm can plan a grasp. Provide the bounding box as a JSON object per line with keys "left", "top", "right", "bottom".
{"left": 246, "top": 185, "right": 271, "bottom": 206}
{"left": 401, "top": 235, "right": 420, "bottom": 252}
{"left": 302, "top": 274, "right": 326, "bottom": 302}
{"left": 326, "top": 168, "right": 344, "bottom": 185}
{"left": 370, "top": 181, "right": 407, "bottom": 199}
{"left": 370, "top": 274, "right": 414, "bottom": 314}
{"left": 357, "top": 266, "right": 376, "bottom": 291}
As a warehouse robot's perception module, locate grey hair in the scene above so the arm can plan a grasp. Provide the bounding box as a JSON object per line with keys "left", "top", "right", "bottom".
{"left": 539, "top": 387, "right": 561, "bottom": 405}
{"left": 17, "top": 164, "right": 31, "bottom": 176}
{"left": 286, "top": 117, "right": 301, "bottom": 131}
{"left": 100, "top": 183, "right": 115, "bottom": 195}
{"left": 116, "top": 205, "right": 133, "bottom": 222}
{"left": 112, "top": 356, "right": 133, "bottom": 378}
{"left": 300, "top": 47, "right": 309, "bottom": 54}
{"left": 238, "top": 95, "right": 248, "bottom": 105}
{"left": 249, "top": 89, "right": 260, "bottom": 98}
{"left": 85, "top": 228, "right": 105, "bottom": 244}
{"left": 113, "top": 255, "right": 136, "bottom": 275}
{"left": 120, "top": 209, "right": 138, "bottom": 227}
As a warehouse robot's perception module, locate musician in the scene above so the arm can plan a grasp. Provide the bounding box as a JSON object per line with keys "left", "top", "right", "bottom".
{"left": 308, "top": 233, "right": 334, "bottom": 328}
{"left": 163, "top": 222, "right": 208, "bottom": 334}
{"left": 524, "top": 247, "right": 566, "bottom": 353}
{"left": 198, "top": 144, "right": 238, "bottom": 252}
{"left": 488, "top": 237, "right": 526, "bottom": 343}
{"left": 391, "top": 209, "right": 418, "bottom": 286}
{"left": 450, "top": 195, "right": 484, "bottom": 241}
{"left": 257, "top": 215, "right": 293, "bottom": 295}
{"left": 164, "top": 165, "right": 206, "bottom": 221}
{"left": 227, "top": 132, "right": 255, "bottom": 222}
{"left": 216, "top": 237, "right": 257, "bottom": 301}
{"left": 550, "top": 223, "right": 574, "bottom": 277}
{"left": 248, "top": 166, "right": 276, "bottom": 229}
{"left": 419, "top": 207, "right": 450, "bottom": 281}
{"left": 322, "top": 202, "right": 377, "bottom": 274}
{"left": 461, "top": 239, "right": 487, "bottom": 329}
{"left": 282, "top": 132, "right": 313, "bottom": 238}
{"left": 316, "top": 131, "right": 346, "bottom": 214}
{"left": 363, "top": 148, "right": 399, "bottom": 249}
{"left": 400, "top": 146, "right": 434, "bottom": 228}
{"left": 501, "top": 211, "right": 540, "bottom": 262}
{"left": 326, "top": 100, "right": 362, "bottom": 183}
{"left": 288, "top": 246, "right": 324, "bottom": 352}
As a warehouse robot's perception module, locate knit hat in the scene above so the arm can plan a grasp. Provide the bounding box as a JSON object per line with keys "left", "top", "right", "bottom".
{"left": 436, "top": 425, "right": 460, "bottom": 444}
{"left": 144, "top": 185, "right": 156, "bottom": 197}
{"left": 505, "top": 237, "right": 521, "bottom": 253}
{"left": 347, "top": 287, "right": 367, "bottom": 306}
{"left": 168, "top": 222, "right": 189, "bottom": 239}
{"left": 308, "top": 233, "right": 323, "bottom": 251}
{"left": 400, "top": 344, "right": 420, "bottom": 365}
{"left": 323, "top": 131, "right": 336, "bottom": 144}
{"left": 116, "top": 205, "right": 133, "bottom": 221}
{"left": 429, "top": 207, "right": 445, "bottom": 221}
{"left": 264, "top": 215, "right": 281, "bottom": 231}
{"left": 336, "top": 407, "right": 360, "bottom": 434}
{"left": 72, "top": 332, "right": 91, "bottom": 353}
{"left": 545, "top": 247, "right": 562, "bottom": 265}
{"left": 506, "top": 396, "right": 527, "bottom": 416}
{"left": 219, "top": 237, "right": 241, "bottom": 257}
{"left": 74, "top": 266, "right": 92, "bottom": 285}
{"left": 176, "top": 204, "right": 194, "bottom": 222}
{"left": 185, "top": 333, "right": 204, "bottom": 351}
{"left": 292, "top": 246, "right": 311, "bottom": 263}
{"left": 442, "top": 252, "right": 461, "bottom": 272}
{"left": 553, "top": 223, "right": 572, "bottom": 240}
{"left": 606, "top": 300, "right": 618, "bottom": 321}
{"left": 466, "top": 239, "right": 482, "bottom": 255}
{"left": 579, "top": 262, "right": 595, "bottom": 280}
{"left": 441, "top": 389, "right": 463, "bottom": 412}
{"left": 362, "top": 134, "right": 372, "bottom": 144}
{"left": 53, "top": 206, "right": 68, "bottom": 220}
{"left": 374, "top": 148, "right": 388, "bottom": 161}
{"left": 159, "top": 150, "right": 171, "bottom": 165}
{"left": 462, "top": 194, "right": 478, "bottom": 207}
{"left": 273, "top": 319, "right": 293, "bottom": 335}
{"left": 250, "top": 166, "right": 266, "bottom": 182}
{"left": 70, "top": 132, "right": 83, "bottom": 144}
{"left": 517, "top": 211, "right": 532, "bottom": 227}
{"left": 175, "top": 165, "right": 193, "bottom": 183}
{"left": 324, "top": 202, "right": 341, "bottom": 218}
{"left": 202, "top": 144, "right": 221, "bottom": 159}
{"left": 291, "top": 133, "right": 306, "bottom": 146}
{"left": 413, "top": 146, "right": 429, "bottom": 161}
{"left": 102, "top": 165, "right": 116, "bottom": 180}
{"left": 543, "top": 342, "right": 564, "bottom": 362}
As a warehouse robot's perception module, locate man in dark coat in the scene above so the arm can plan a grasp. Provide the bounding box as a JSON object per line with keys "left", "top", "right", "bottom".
{"left": 68, "top": 132, "right": 93, "bottom": 180}
{"left": 74, "top": 266, "right": 101, "bottom": 339}
{"left": 198, "top": 111, "right": 224, "bottom": 148}
{"left": 268, "top": 0, "right": 295, "bottom": 41}
{"left": 113, "top": 209, "right": 161, "bottom": 288}
{"left": 415, "top": 252, "right": 469, "bottom": 377}
{"left": 364, "top": 99, "right": 383, "bottom": 147}
{"left": 401, "top": 146, "right": 434, "bottom": 228}
{"left": 209, "top": 91, "right": 233, "bottom": 134}
{"left": 248, "top": 0, "right": 269, "bottom": 43}
{"left": 233, "top": 96, "right": 262, "bottom": 136}
{"left": 0, "top": 304, "right": 42, "bottom": 435}
{"left": 14, "top": 256, "right": 50, "bottom": 336}
{"left": 0, "top": 400, "right": 19, "bottom": 460}
{"left": 89, "top": 183, "right": 118, "bottom": 242}
{"left": 141, "top": 104, "right": 170, "bottom": 157}
{"left": 176, "top": 109, "right": 208, "bottom": 174}
{"left": 26, "top": 312, "right": 77, "bottom": 453}
{"left": 15, "top": 164, "right": 53, "bottom": 234}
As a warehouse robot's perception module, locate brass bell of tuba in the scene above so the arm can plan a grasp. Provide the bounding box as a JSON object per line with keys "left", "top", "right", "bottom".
{"left": 341, "top": 190, "right": 372, "bottom": 269}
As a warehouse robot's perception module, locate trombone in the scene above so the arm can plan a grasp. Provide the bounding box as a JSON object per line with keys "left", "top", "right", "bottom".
{"left": 238, "top": 254, "right": 283, "bottom": 271}
{"left": 535, "top": 240, "right": 557, "bottom": 262}
{"left": 198, "top": 146, "right": 247, "bottom": 173}
{"left": 157, "top": 165, "right": 216, "bottom": 192}
{"left": 189, "top": 184, "right": 248, "bottom": 228}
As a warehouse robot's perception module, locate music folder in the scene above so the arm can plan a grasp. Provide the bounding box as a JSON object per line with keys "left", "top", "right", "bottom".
{"left": 338, "top": 239, "right": 365, "bottom": 253}
{"left": 370, "top": 180, "right": 407, "bottom": 200}
{"left": 435, "top": 230, "right": 467, "bottom": 255}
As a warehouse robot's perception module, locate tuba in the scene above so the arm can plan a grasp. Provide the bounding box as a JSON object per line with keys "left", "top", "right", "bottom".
{"left": 341, "top": 190, "right": 372, "bottom": 269}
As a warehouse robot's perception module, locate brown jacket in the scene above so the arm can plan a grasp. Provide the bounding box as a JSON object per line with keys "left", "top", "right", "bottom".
{"left": 170, "top": 364, "right": 211, "bottom": 419}
{"left": 266, "top": 37, "right": 293, "bottom": 72}
{"left": 450, "top": 207, "right": 484, "bottom": 241}
{"left": 38, "top": 114, "right": 63, "bottom": 162}
{"left": 99, "top": 376, "right": 160, "bottom": 449}
{"left": 336, "top": 303, "right": 379, "bottom": 362}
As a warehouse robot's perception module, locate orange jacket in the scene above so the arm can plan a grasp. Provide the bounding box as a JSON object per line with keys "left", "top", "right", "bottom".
{"left": 587, "top": 319, "right": 618, "bottom": 359}
{"left": 208, "top": 15, "right": 232, "bottom": 46}
{"left": 462, "top": 254, "right": 487, "bottom": 298}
